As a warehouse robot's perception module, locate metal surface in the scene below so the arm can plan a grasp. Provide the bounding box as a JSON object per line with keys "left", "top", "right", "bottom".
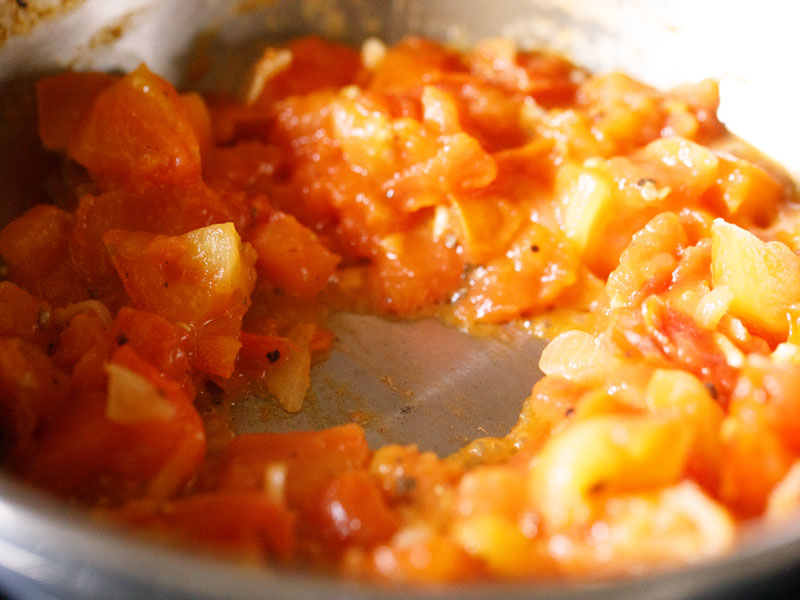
{"left": 1, "top": 0, "right": 800, "bottom": 598}
{"left": 235, "top": 314, "right": 546, "bottom": 454}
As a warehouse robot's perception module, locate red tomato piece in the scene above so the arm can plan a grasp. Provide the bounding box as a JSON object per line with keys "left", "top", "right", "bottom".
{"left": 103, "top": 223, "right": 256, "bottom": 329}
{"left": 0, "top": 282, "right": 52, "bottom": 347}
{"left": 250, "top": 36, "right": 362, "bottom": 105}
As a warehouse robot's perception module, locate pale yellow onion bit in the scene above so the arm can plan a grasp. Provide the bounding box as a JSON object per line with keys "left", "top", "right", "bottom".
{"left": 104, "top": 363, "right": 176, "bottom": 424}
{"left": 53, "top": 299, "right": 113, "bottom": 329}
{"left": 712, "top": 332, "right": 745, "bottom": 369}
{"left": 766, "top": 461, "right": 800, "bottom": 520}
{"left": 772, "top": 305, "right": 800, "bottom": 362}
{"left": 146, "top": 433, "right": 205, "bottom": 501}
{"left": 527, "top": 415, "right": 692, "bottom": 530}
{"left": 264, "top": 322, "right": 315, "bottom": 412}
{"left": 241, "top": 47, "right": 293, "bottom": 105}
{"left": 585, "top": 482, "right": 734, "bottom": 570}
{"left": 264, "top": 462, "right": 288, "bottom": 505}
{"left": 538, "top": 329, "right": 608, "bottom": 386}
{"left": 361, "top": 37, "right": 387, "bottom": 70}
{"left": 694, "top": 285, "right": 734, "bottom": 331}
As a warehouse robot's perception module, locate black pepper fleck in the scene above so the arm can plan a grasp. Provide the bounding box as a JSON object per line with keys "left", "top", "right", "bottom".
{"left": 266, "top": 349, "right": 281, "bottom": 363}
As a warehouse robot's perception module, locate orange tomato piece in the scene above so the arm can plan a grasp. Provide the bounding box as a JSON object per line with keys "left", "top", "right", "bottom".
{"left": 15, "top": 345, "right": 205, "bottom": 504}
{"left": 371, "top": 227, "right": 465, "bottom": 315}
{"left": 368, "top": 37, "right": 464, "bottom": 93}
{"left": 110, "top": 307, "right": 193, "bottom": 395}
{"left": 36, "top": 71, "right": 118, "bottom": 151}
{"left": 247, "top": 211, "right": 341, "bottom": 297}
{"left": 307, "top": 470, "right": 399, "bottom": 550}
{"left": 720, "top": 417, "right": 794, "bottom": 518}
{"left": 216, "top": 423, "right": 370, "bottom": 510}
{"left": 105, "top": 492, "right": 296, "bottom": 561}
{"left": 68, "top": 64, "right": 201, "bottom": 184}
{"left": 103, "top": 223, "right": 256, "bottom": 329}
{"left": 250, "top": 37, "right": 361, "bottom": 105}
{"left": 71, "top": 182, "right": 244, "bottom": 292}
{"left": 0, "top": 337, "right": 70, "bottom": 453}
{"left": 0, "top": 204, "right": 89, "bottom": 304}
{"left": 455, "top": 222, "right": 578, "bottom": 322}
{"left": 192, "top": 335, "right": 243, "bottom": 379}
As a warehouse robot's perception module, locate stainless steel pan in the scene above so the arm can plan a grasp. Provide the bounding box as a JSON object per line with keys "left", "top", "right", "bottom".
{"left": 1, "top": 1, "right": 799, "bottom": 598}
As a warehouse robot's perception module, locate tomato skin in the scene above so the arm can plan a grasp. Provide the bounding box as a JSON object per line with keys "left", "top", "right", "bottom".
{"left": 68, "top": 64, "right": 201, "bottom": 185}
{"left": 645, "top": 302, "right": 738, "bottom": 402}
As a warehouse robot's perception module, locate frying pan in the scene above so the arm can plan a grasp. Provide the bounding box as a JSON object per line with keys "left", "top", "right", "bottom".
{"left": 0, "top": 1, "right": 799, "bottom": 598}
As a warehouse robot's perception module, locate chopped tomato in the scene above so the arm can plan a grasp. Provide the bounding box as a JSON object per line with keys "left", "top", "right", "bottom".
{"left": 13, "top": 345, "right": 205, "bottom": 504}
{"left": 307, "top": 470, "right": 399, "bottom": 550}
{"left": 216, "top": 424, "right": 370, "bottom": 510}
{"left": 0, "top": 205, "right": 89, "bottom": 304}
{"left": 36, "top": 71, "right": 118, "bottom": 151}
{"left": 68, "top": 64, "right": 201, "bottom": 184}
{"left": 247, "top": 211, "right": 341, "bottom": 297}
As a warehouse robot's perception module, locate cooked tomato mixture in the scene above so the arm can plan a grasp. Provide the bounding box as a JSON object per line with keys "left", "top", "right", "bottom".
{"left": 2, "top": 35, "right": 800, "bottom": 580}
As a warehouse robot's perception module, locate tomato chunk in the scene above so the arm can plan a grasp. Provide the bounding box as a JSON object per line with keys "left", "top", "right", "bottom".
{"left": 68, "top": 64, "right": 201, "bottom": 184}
{"left": 36, "top": 71, "right": 118, "bottom": 151}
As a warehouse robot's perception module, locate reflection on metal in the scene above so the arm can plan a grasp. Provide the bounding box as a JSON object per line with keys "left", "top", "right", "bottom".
{"left": 234, "top": 313, "right": 546, "bottom": 455}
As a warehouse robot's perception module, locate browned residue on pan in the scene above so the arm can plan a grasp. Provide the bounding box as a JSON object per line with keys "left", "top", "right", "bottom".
{"left": 0, "top": 0, "right": 85, "bottom": 45}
